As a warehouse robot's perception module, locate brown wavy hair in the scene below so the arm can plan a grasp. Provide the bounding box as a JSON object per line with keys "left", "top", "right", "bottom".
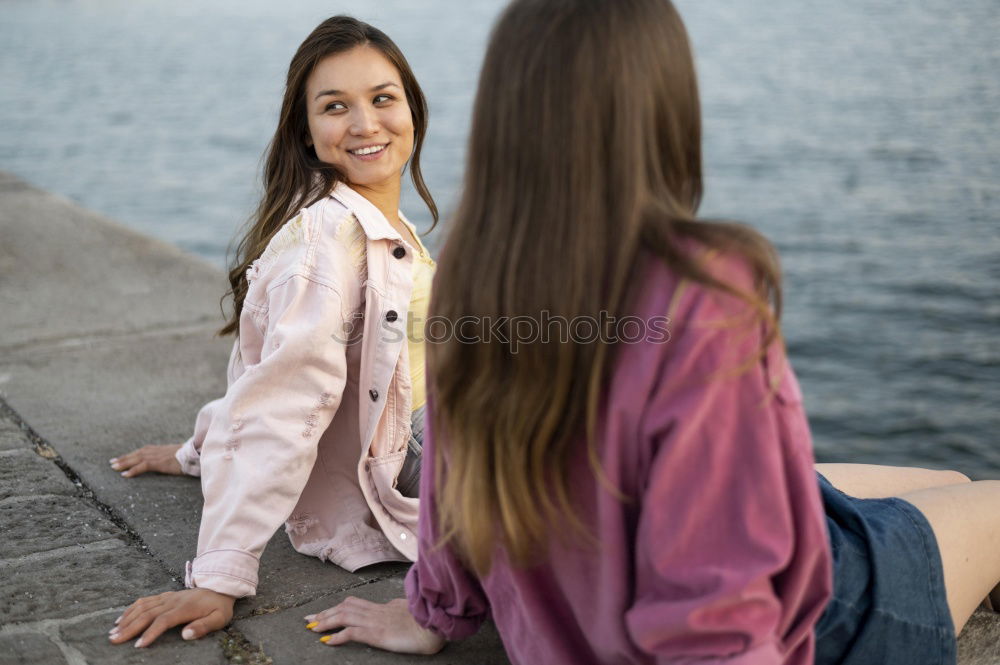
{"left": 428, "top": 0, "right": 783, "bottom": 575}
{"left": 219, "top": 16, "right": 437, "bottom": 335}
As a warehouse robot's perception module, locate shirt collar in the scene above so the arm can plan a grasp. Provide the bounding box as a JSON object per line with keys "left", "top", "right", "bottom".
{"left": 329, "top": 181, "right": 406, "bottom": 243}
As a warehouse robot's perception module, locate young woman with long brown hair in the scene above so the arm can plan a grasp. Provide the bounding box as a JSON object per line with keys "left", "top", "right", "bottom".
{"left": 307, "top": 0, "right": 1000, "bottom": 662}
{"left": 106, "top": 15, "right": 439, "bottom": 647}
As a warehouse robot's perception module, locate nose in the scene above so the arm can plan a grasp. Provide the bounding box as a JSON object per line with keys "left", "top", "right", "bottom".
{"left": 349, "top": 105, "right": 379, "bottom": 137}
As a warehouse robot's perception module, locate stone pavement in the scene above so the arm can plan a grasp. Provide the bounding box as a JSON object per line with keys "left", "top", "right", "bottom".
{"left": 0, "top": 169, "right": 997, "bottom": 664}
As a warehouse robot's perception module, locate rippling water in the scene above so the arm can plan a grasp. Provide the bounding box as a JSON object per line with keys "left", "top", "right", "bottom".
{"left": 2, "top": 0, "right": 998, "bottom": 476}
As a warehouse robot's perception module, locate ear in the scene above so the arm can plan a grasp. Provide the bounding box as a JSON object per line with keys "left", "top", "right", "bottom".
{"left": 305, "top": 133, "right": 314, "bottom": 148}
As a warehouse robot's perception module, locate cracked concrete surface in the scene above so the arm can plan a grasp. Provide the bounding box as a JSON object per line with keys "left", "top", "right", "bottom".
{"left": 1, "top": 170, "right": 996, "bottom": 664}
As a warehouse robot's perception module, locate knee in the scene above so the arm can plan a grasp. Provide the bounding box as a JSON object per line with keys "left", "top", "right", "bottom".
{"left": 940, "top": 469, "right": 972, "bottom": 485}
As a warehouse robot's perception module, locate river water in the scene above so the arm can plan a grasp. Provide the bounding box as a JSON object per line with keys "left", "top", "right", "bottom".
{"left": 2, "top": 0, "right": 998, "bottom": 476}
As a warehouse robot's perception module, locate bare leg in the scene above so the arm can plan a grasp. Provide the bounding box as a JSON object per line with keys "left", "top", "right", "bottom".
{"left": 897, "top": 481, "right": 1000, "bottom": 634}
{"left": 816, "top": 463, "right": 970, "bottom": 499}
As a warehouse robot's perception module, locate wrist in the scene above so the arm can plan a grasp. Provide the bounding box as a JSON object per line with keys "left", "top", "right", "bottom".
{"left": 199, "top": 588, "right": 237, "bottom": 605}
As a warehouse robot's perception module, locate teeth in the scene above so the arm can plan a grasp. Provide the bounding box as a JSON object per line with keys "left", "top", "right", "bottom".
{"left": 353, "top": 145, "right": 385, "bottom": 156}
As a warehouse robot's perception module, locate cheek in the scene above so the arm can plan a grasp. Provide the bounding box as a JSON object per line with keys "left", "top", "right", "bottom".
{"left": 305, "top": 116, "right": 320, "bottom": 146}
{"left": 387, "top": 109, "right": 415, "bottom": 143}
{"left": 309, "top": 119, "right": 348, "bottom": 159}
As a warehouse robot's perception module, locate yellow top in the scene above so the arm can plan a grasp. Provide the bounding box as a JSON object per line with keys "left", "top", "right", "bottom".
{"left": 335, "top": 213, "right": 435, "bottom": 413}
{"left": 405, "top": 224, "right": 435, "bottom": 412}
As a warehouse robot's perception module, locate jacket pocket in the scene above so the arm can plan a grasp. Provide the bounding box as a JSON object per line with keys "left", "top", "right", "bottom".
{"left": 366, "top": 451, "right": 419, "bottom": 527}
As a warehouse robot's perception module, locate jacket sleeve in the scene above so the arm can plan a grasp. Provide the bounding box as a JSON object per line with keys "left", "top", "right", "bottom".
{"left": 175, "top": 397, "right": 223, "bottom": 477}
{"left": 175, "top": 340, "right": 242, "bottom": 477}
{"left": 185, "top": 273, "right": 349, "bottom": 598}
{"left": 405, "top": 397, "right": 491, "bottom": 640}
{"left": 624, "top": 304, "right": 797, "bottom": 664}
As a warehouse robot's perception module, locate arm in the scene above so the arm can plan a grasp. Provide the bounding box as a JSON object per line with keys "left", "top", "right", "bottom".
{"left": 110, "top": 273, "right": 350, "bottom": 647}
{"left": 404, "top": 394, "right": 490, "bottom": 641}
{"left": 110, "top": 340, "right": 240, "bottom": 478}
{"left": 302, "top": 396, "right": 486, "bottom": 653}
{"left": 189, "top": 273, "right": 349, "bottom": 597}
{"left": 625, "top": 315, "right": 801, "bottom": 664}
{"left": 173, "top": 398, "right": 224, "bottom": 477}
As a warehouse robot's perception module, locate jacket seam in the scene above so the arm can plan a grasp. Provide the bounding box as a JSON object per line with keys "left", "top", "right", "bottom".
{"left": 190, "top": 571, "right": 257, "bottom": 585}
{"left": 195, "top": 548, "right": 261, "bottom": 560}
{"left": 265, "top": 270, "right": 345, "bottom": 302}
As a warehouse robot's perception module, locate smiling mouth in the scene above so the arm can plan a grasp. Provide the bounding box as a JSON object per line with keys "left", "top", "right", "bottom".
{"left": 348, "top": 144, "right": 388, "bottom": 156}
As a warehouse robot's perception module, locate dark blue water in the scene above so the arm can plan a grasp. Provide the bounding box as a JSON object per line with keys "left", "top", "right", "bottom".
{"left": 2, "top": 0, "right": 998, "bottom": 476}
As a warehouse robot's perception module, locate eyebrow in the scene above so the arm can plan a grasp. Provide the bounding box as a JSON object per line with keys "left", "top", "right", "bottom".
{"left": 314, "top": 82, "right": 401, "bottom": 101}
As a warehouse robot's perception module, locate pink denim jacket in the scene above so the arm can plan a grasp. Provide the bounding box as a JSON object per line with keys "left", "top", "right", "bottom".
{"left": 175, "top": 182, "right": 422, "bottom": 597}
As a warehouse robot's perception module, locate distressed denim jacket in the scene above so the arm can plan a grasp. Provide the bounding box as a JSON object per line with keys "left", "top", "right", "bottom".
{"left": 175, "top": 182, "right": 422, "bottom": 597}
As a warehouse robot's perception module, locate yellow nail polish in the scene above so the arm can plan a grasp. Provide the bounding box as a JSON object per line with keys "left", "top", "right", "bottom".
{"left": 319, "top": 635, "right": 331, "bottom": 644}
{"left": 305, "top": 622, "right": 318, "bottom": 630}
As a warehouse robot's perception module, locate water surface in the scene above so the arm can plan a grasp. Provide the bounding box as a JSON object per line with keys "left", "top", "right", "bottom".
{"left": 2, "top": 0, "right": 998, "bottom": 475}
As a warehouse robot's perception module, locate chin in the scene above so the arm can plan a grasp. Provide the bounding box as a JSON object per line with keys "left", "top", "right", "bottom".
{"left": 349, "top": 169, "right": 398, "bottom": 188}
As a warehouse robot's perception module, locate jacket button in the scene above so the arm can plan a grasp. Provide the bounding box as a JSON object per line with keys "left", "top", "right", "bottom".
{"left": 369, "top": 389, "right": 379, "bottom": 401}
{"left": 393, "top": 246, "right": 406, "bottom": 259}
{"left": 385, "top": 310, "right": 398, "bottom": 322}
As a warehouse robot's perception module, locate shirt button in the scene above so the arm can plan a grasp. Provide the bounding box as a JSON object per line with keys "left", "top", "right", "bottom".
{"left": 385, "top": 310, "right": 398, "bottom": 322}
{"left": 393, "top": 246, "right": 406, "bottom": 259}
{"left": 400, "top": 533, "right": 407, "bottom": 540}
{"left": 369, "top": 389, "right": 379, "bottom": 402}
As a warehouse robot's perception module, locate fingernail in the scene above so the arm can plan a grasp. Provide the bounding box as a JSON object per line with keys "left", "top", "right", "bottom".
{"left": 304, "top": 614, "right": 316, "bottom": 621}
{"left": 108, "top": 628, "right": 117, "bottom": 636}
{"left": 182, "top": 628, "right": 195, "bottom": 640}
{"left": 114, "top": 615, "right": 122, "bottom": 625}
{"left": 319, "top": 635, "right": 331, "bottom": 644}
{"left": 120, "top": 471, "right": 129, "bottom": 477}
{"left": 109, "top": 458, "right": 118, "bottom": 464}
{"left": 305, "top": 622, "right": 318, "bottom": 630}
{"left": 111, "top": 463, "right": 121, "bottom": 470}
{"left": 134, "top": 638, "right": 144, "bottom": 648}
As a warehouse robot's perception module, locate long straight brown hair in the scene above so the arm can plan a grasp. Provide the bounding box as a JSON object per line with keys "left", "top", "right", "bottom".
{"left": 219, "top": 16, "right": 437, "bottom": 335}
{"left": 428, "top": 0, "right": 782, "bottom": 576}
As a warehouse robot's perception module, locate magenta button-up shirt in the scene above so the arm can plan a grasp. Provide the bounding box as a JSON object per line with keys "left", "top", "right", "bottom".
{"left": 406, "top": 251, "right": 832, "bottom": 664}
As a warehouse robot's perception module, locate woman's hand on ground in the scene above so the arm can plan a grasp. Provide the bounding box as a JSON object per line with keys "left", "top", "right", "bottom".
{"left": 305, "top": 597, "right": 445, "bottom": 654}
{"left": 110, "top": 444, "right": 183, "bottom": 477}
{"left": 109, "top": 589, "right": 235, "bottom": 648}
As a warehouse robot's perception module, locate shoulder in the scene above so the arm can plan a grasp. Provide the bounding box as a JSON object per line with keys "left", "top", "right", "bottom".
{"left": 253, "top": 196, "right": 362, "bottom": 294}
{"left": 634, "top": 240, "right": 763, "bottom": 332}
{"left": 621, "top": 243, "right": 788, "bottom": 440}
{"left": 618, "top": 242, "right": 774, "bottom": 395}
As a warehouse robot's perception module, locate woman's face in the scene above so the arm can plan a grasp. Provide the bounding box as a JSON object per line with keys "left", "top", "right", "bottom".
{"left": 305, "top": 45, "right": 414, "bottom": 191}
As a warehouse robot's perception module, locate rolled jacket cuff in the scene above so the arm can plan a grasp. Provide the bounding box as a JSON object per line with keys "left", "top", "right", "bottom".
{"left": 176, "top": 438, "right": 202, "bottom": 477}
{"left": 185, "top": 549, "right": 259, "bottom": 598}
{"left": 405, "top": 564, "right": 486, "bottom": 641}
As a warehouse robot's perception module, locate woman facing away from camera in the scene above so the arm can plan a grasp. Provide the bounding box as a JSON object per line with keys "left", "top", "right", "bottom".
{"left": 106, "top": 16, "right": 440, "bottom": 647}
{"left": 306, "top": 0, "right": 1000, "bottom": 663}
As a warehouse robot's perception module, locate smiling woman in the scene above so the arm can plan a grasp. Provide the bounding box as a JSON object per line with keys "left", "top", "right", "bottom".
{"left": 306, "top": 47, "right": 417, "bottom": 232}
{"left": 105, "top": 15, "right": 441, "bottom": 650}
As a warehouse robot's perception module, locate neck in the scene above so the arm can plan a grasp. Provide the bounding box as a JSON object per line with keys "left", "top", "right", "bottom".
{"left": 349, "top": 179, "right": 401, "bottom": 225}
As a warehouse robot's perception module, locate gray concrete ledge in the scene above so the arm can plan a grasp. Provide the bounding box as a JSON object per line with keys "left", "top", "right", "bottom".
{"left": 1, "top": 170, "right": 997, "bottom": 664}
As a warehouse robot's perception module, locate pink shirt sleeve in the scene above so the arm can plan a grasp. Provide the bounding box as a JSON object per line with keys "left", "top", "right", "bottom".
{"left": 186, "top": 273, "right": 349, "bottom": 597}
{"left": 625, "top": 296, "right": 800, "bottom": 664}
{"left": 405, "top": 398, "right": 491, "bottom": 640}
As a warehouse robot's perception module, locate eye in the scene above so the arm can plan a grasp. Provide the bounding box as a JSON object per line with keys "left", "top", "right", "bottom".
{"left": 373, "top": 94, "right": 394, "bottom": 105}
{"left": 324, "top": 101, "right": 346, "bottom": 113}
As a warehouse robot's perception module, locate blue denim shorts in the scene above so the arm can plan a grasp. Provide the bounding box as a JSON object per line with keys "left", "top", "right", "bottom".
{"left": 395, "top": 405, "right": 424, "bottom": 498}
{"left": 814, "top": 473, "right": 957, "bottom": 665}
